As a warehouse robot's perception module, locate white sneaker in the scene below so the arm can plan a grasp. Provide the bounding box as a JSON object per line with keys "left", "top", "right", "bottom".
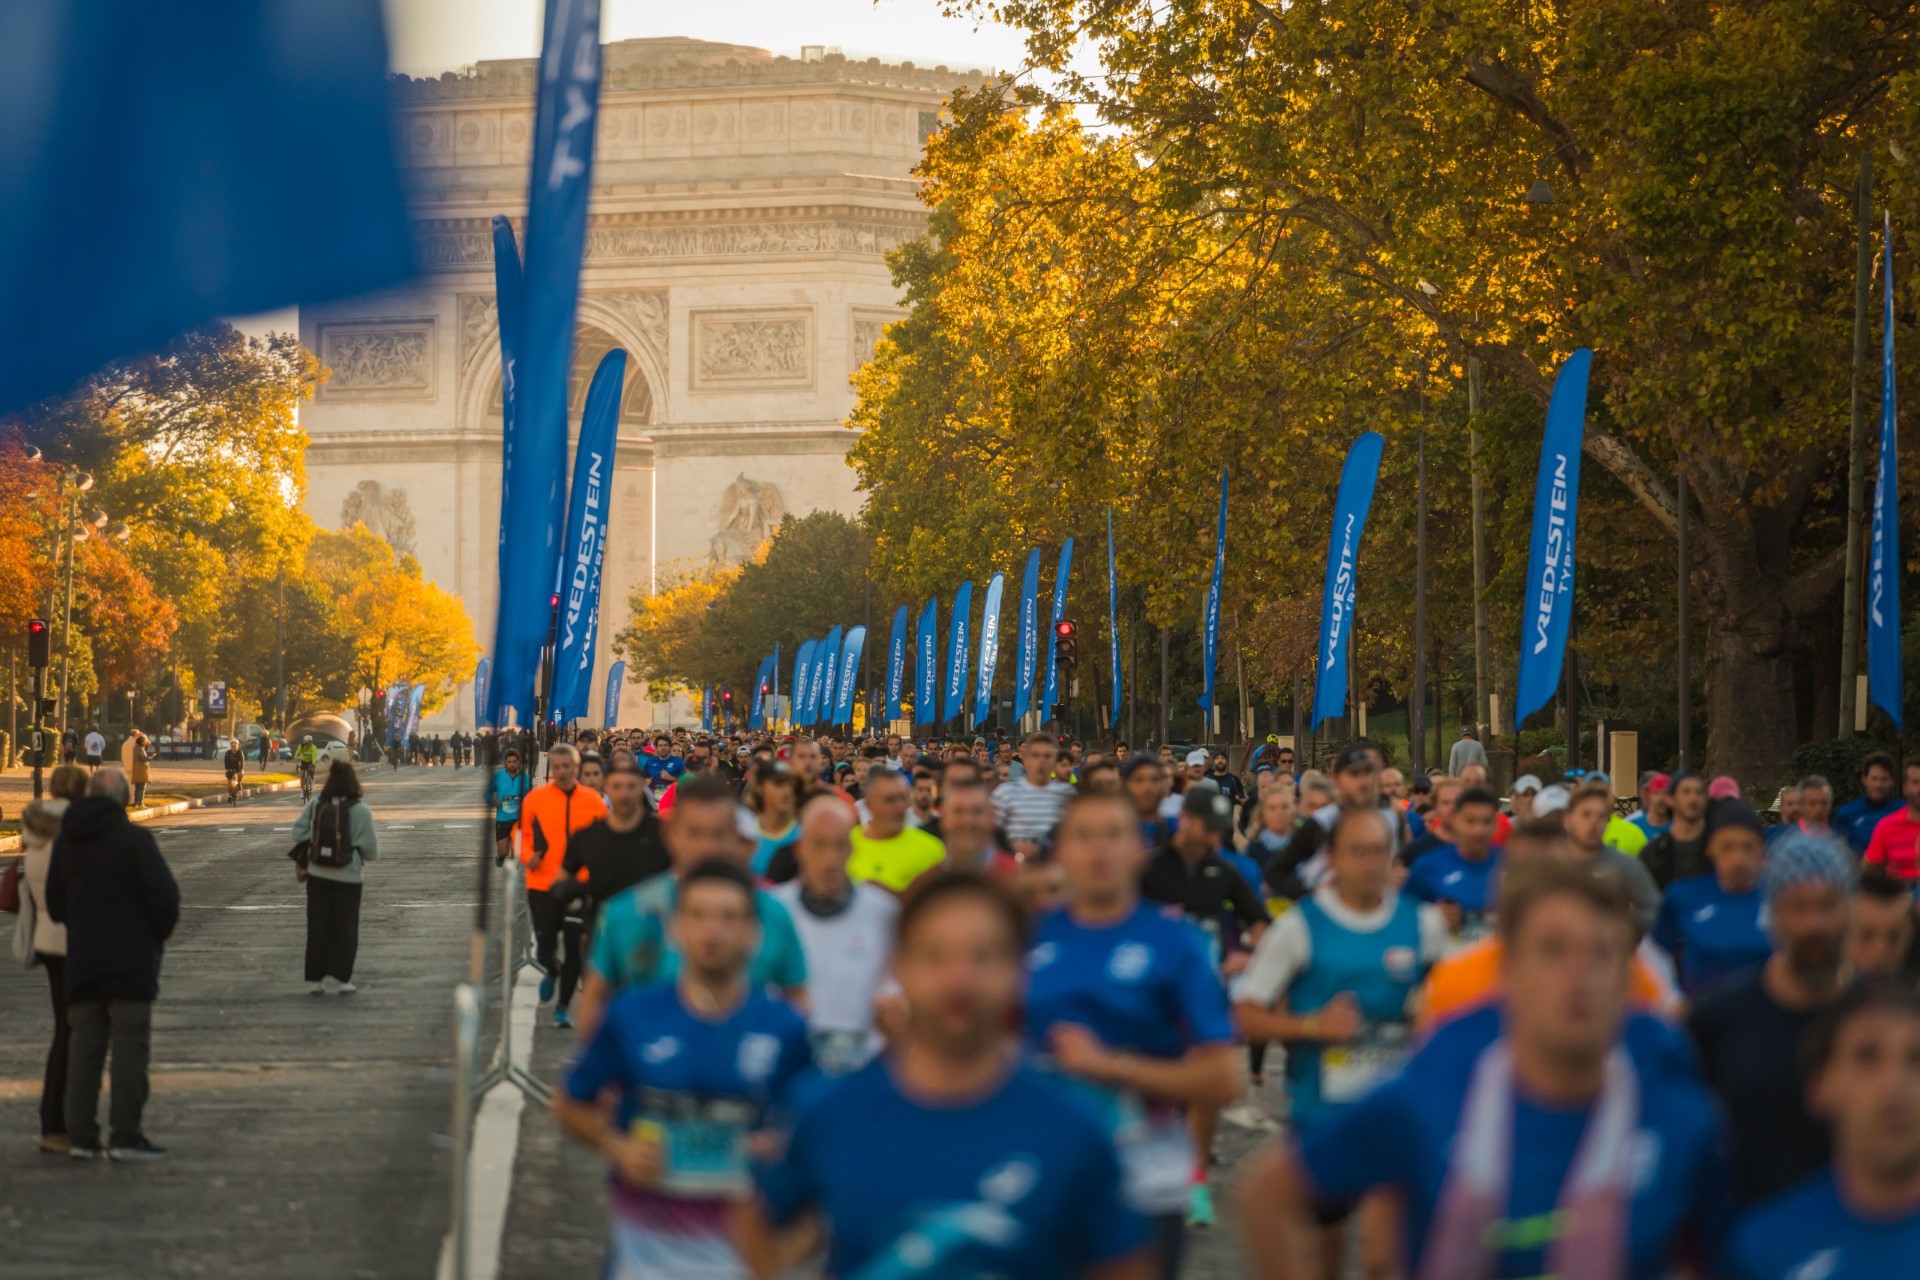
{"left": 336, "top": 981, "right": 357, "bottom": 994}
{"left": 308, "top": 982, "right": 325, "bottom": 996}
{"left": 321, "top": 977, "right": 341, "bottom": 995}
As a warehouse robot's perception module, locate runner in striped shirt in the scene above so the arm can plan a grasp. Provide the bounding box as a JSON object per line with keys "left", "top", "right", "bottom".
{"left": 993, "top": 731, "right": 1077, "bottom": 859}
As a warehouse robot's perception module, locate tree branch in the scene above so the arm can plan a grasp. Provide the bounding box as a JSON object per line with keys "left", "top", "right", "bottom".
{"left": 1782, "top": 542, "right": 1848, "bottom": 619}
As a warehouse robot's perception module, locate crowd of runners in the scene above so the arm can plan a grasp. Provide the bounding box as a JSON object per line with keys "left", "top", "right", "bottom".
{"left": 483, "top": 725, "right": 1920, "bottom": 1279}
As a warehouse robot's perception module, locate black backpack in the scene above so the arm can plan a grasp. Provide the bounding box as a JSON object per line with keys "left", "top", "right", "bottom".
{"left": 309, "top": 797, "right": 358, "bottom": 869}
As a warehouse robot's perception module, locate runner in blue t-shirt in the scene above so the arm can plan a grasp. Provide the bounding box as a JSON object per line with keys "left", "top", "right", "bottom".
{"left": 1722, "top": 982, "right": 1920, "bottom": 1279}
{"left": 1238, "top": 857, "right": 1729, "bottom": 1280}
{"left": 1834, "top": 752, "right": 1902, "bottom": 854}
{"left": 1026, "top": 792, "right": 1241, "bottom": 1277}
{"left": 1402, "top": 787, "right": 1503, "bottom": 942}
{"left": 1652, "top": 800, "right": 1772, "bottom": 996}
{"left": 555, "top": 858, "right": 813, "bottom": 1279}
{"left": 490, "top": 746, "right": 531, "bottom": 861}
{"left": 743, "top": 870, "right": 1149, "bottom": 1279}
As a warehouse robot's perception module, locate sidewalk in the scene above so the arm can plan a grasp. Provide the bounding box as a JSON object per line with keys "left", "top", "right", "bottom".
{"left": 0, "top": 758, "right": 296, "bottom": 840}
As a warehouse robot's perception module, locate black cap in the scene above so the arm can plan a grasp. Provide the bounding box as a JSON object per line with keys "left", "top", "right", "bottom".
{"left": 1332, "top": 744, "right": 1376, "bottom": 774}
{"left": 1181, "top": 785, "right": 1236, "bottom": 835}
{"left": 1706, "top": 797, "right": 1764, "bottom": 843}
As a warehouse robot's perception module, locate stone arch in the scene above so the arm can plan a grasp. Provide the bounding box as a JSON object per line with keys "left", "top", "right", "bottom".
{"left": 457, "top": 295, "right": 669, "bottom": 436}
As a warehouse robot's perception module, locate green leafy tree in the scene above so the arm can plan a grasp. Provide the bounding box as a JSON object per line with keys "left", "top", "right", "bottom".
{"left": 617, "top": 511, "right": 876, "bottom": 700}
{"left": 855, "top": 0, "right": 1920, "bottom": 780}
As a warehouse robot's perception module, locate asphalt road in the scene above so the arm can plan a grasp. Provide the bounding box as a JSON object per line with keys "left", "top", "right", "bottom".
{"left": 0, "top": 765, "right": 496, "bottom": 1280}
{"left": 1, "top": 764, "right": 1274, "bottom": 1279}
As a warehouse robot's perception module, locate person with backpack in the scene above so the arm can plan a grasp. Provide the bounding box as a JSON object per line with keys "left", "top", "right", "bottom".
{"left": 290, "top": 760, "right": 379, "bottom": 994}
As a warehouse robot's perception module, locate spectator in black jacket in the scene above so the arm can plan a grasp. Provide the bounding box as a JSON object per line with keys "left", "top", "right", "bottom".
{"left": 44, "top": 766, "right": 180, "bottom": 1162}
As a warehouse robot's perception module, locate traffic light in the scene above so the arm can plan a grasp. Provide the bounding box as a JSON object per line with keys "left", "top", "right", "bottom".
{"left": 27, "top": 618, "right": 48, "bottom": 667}
{"left": 722, "top": 689, "right": 734, "bottom": 705}
{"left": 38, "top": 697, "right": 56, "bottom": 718}
{"left": 1054, "top": 618, "right": 1079, "bottom": 665}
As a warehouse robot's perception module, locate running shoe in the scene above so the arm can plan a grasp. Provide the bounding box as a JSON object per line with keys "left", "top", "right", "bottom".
{"left": 38, "top": 1134, "right": 72, "bottom": 1155}
{"left": 538, "top": 975, "right": 556, "bottom": 1004}
{"left": 108, "top": 1138, "right": 167, "bottom": 1163}
{"left": 554, "top": 1007, "right": 573, "bottom": 1029}
{"left": 1186, "top": 1181, "right": 1216, "bottom": 1228}
{"left": 337, "top": 982, "right": 357, "bottom": 994}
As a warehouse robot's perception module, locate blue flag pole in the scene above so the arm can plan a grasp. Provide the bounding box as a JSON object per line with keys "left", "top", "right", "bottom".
{"left": 974, "top": 573, "right": 1006, "bottom": 729}
{"left": 1870, "top": 214, "right": 1904, "bottom": 728}
{"left": 1043, "top": 540, "right": 1075, "bottom": 719}
{"left": 791, "top": 641, "right": 817, "bottom": 729}
{"left": 945, "top": 582, "right": 975, "bottom": 728}
{"left": 885, "top": 606, "right": 909, "bottom": 724}
{"left": 835, "top": 627, "right": 869, "bottom": 727}
{"left": 1513, "top": 350, "right": 1594, "bottom": 728}
{"left": 816, "top": 626, "right": 845, "bottom": 727}
{"left": 1108, "top": 511, "right": 1122, "bottom": 733}
{"left": 1200, "top": 468, "right": 1228, "bottom": 713}
{"left": 550, "top": 348, "right": 627, "bottom": 723}
{"left": 487, "top": 0, "right": 605, "bottom": 729}
{"left": 1013, "top": 548, "right": 1041, "bottom": 725}
{"left": 1312, "top": 434, "right": 1387, "bottom": 728}
{"left": 915, "top": 599, "right": 938, "bottom": 731}
{"left": 603, "top": 660, "right": 625, "bottom": 728}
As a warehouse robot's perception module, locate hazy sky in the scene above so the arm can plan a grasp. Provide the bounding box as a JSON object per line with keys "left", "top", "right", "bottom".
{"left": 384, "top": 0, "right": 1030, "bottom": 76}
{"left": 232, "top": 2, "right": 1036, "bottom": 339}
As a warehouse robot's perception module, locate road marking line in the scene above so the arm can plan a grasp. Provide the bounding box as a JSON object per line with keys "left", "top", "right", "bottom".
{"left": 438, "top": 966, "right": 540, "bottom": 1280}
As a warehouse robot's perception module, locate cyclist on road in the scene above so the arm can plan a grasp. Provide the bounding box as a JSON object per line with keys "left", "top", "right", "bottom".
{"left": 294, "top": 735, "right": 321, "bottom": 799}
{"left": 223, "top": 739, "right": 246, "bottom": 804}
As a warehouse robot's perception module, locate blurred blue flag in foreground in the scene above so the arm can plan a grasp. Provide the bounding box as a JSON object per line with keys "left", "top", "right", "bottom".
{"left": 0, "top": 1, "right": 414, "bottom": 412}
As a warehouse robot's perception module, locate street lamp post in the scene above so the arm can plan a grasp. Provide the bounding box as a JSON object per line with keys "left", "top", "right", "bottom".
{"left": 55, "top": 495, "right": 129, "bottom": 738}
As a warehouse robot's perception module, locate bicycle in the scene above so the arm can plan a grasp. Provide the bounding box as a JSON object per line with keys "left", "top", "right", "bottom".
{"left": 299, "top": 760, "right": 316, "bottom": 801}
{"left": 226, "top": 770, "right": 242, "bottom": 805}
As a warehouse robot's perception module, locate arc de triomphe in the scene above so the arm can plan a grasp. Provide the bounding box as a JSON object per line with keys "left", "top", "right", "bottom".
{"left": 299, "top": 37, "right": 980, "bottom": 729}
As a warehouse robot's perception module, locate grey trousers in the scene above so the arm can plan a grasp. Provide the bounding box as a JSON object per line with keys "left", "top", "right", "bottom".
{"left": 65, "top": 998, "right": 153, "bottom": 1149}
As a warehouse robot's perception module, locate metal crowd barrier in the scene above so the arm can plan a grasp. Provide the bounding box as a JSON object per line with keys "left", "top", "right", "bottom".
{"left": 448, "top": 983, "right": 481, "bottom": 1280}
{"left": 445, "top": 810, "right": 553, "bottom": 1280}
{"left": 470, "top": 856, "right": 551, "bottom": 1103}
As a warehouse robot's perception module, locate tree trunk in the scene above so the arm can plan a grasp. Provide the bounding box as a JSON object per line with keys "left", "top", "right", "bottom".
{"left": 1701, "top": 584, "right": 1800, "bottom": 787}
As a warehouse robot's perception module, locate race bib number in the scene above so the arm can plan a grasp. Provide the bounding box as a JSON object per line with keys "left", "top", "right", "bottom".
{"left": 1320, "top": 1023, "right": 1411, "bottom": 1105}
{"left": 634, "top": 1092, "right": 755, "bottom": 1197}
{"left": 810, "top": 1029, "right": 873, "bottom": 1078}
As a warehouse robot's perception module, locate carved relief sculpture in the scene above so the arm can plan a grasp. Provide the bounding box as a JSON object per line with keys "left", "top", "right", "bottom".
{"left": 320, "top": 324, "right": 433, "bottom": 395}
{"left": 693, "top": 312, "right": 811, "bottom": 389}
{"left": 341, "top": 480, "right": 419, "bottom": 556}
{"left": 709, "top": 474, "right": 786, "bottom": 565}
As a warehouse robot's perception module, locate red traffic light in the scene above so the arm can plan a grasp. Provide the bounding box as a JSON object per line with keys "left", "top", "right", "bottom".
{"left": 1054, "top": 620, "right": 1076, "bottom": 638}
{"left": 27, "top": 617, "right": 49, "bottom": 667}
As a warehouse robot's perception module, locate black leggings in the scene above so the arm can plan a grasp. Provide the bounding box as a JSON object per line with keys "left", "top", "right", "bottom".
{"left": 527, "top": 888, "right": 583, "bottom": 1007}
{"left": 305, "top": 876, "right": 363, "bottom": 982}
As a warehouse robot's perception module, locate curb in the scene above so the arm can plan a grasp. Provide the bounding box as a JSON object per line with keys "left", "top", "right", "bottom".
{"left": 0, "top": 779, "right": 304, "bottom": 854}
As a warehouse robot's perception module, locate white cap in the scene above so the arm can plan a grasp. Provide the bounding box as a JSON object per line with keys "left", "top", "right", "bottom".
{"left": 1185, "top": 748, "right": 1209, "bottom": 767}
{"left": 1512, "top": 774, "right": 1543, "bottom": 795}
{"left": 1533, "top": 784, "right": 1572, "bottom": 817}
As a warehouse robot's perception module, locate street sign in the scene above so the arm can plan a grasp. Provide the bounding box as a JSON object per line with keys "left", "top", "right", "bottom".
{"left": 207, "top": 682, "right": 227, "bottom": 713}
